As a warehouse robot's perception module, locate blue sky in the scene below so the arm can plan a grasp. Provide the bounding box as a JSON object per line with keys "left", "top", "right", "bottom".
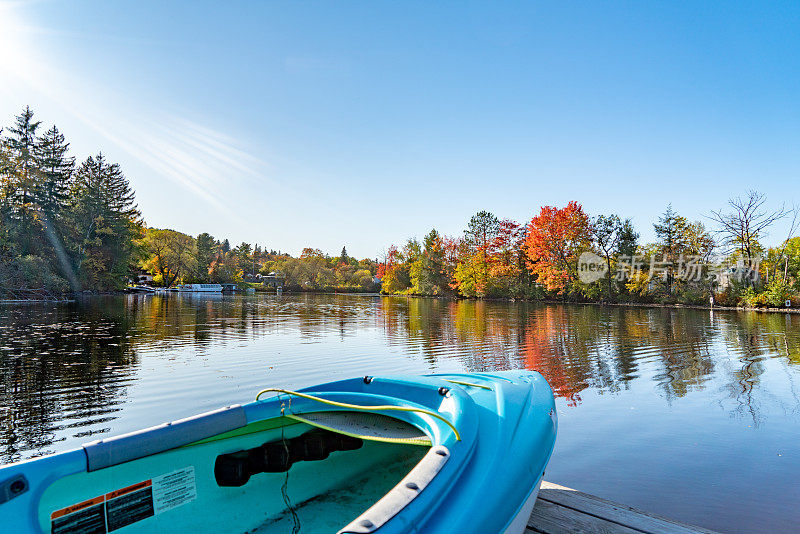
{"left": 1, "top": 1, "right": 798, "bottom": 258}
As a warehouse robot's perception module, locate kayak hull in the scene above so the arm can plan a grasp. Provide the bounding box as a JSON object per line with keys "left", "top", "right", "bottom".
{"left": 505, "top": 478, "right": 543, "bottom": 534}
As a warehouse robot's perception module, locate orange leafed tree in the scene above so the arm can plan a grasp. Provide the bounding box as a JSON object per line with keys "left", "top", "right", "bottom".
{"left": 525, "top": 201, "right": 592, "bottom": 294}
{"left": 489, "top": 219, "right": 523, "bottom": 273}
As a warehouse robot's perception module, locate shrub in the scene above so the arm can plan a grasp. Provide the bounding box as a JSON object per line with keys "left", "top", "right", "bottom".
{"left": 0, "top": 255, "right": 70, "bottom": 297}
{"left": 714, "top": 288, "right": 734, "bottom": 306}
{"left": 677, "top": 288, "right": 706, "bottom": 305}
{"left": 740, "top": 286, "right": 759, "bottom": 307}
{"left": 763, "top": 280, "right": 793, "bottom": 307}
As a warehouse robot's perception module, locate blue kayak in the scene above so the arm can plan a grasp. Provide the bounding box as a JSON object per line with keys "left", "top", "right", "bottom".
{"left": 0, "top": 370, "right": 557, "bottom": 533}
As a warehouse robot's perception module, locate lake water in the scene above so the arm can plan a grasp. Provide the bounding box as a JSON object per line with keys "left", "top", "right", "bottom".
{"left": 2, "top": 294, "right": 799, "bottom": 532}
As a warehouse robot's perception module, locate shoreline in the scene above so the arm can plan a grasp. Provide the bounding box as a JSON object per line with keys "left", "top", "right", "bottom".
{"left": 375, "top": 293, "right": 800, "bottom": 314}
{"left": 4, "top": 289, "right": 798, "bottom": 315}
{"left": 569, "top": 299, "right": 800, "bottom": 315}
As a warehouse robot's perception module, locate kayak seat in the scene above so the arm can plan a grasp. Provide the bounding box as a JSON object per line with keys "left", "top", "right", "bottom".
{"left": 286, "top": 411, "right": 432, "bottom": 446}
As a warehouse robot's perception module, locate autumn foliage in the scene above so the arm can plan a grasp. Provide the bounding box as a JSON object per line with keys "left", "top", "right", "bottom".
{"left": 525, "top": 201, "right": 592, "bottom": 294}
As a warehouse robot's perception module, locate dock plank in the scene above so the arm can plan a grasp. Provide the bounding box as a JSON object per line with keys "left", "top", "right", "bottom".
{"left": 528, "top": 481, "right": 717, "bottom": 534}
{"left": 528, "top": 498, "right": 643, "bottom": 534}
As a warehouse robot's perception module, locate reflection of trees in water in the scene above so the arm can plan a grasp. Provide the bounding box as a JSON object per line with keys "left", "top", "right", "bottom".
{"left": 382, "top": 301, "right": 722, "bottom": 406}
{"left": 521, "top": 306, "right": 592, "bottom": 406}
{"left": 1, "top": 294, "right": 386, "bottom": 461}
{"left": 379, "top": 298, "right": 449, "bottom": 369}
{"left": 378, "top": 299, "right": 800, "bottom": 420}
{"left": 713, "top": 312, "right": 800, "bottom": 426}
{"left": 5, "top": 295, "right": 800, "bottom": 460}
{"left": 380, "top": 298, "right": 524, "bottom": 371}
{"left": 286, "top": 294, "right": 375, "bottom": 340}
{"left": 0, "top": 302, "right": 137, "bottom": 463}
{"left": 648, "top": 309, "right": 716, "bottom": 402}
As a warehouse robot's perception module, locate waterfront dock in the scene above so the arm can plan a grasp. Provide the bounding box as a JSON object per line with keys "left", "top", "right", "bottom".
{"left": 529, "top": 481, "right": 717, "bottom": 534}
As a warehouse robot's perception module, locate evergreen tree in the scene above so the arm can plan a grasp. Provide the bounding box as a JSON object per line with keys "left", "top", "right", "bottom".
{"left": 617, "top": 219, "right": 639, "bottom": 257}
{"left": 196, "top": 232, "right": 216, "bottom": 281}
{"left": 412, "top": 229, "right": 448, "bottom": 295}
{"left": 0, "top": 132, "right": 13, "bottom": 257}
{"left": 591, "top": 214, "right": 622, "bottom": 298}
{"left": 653, "top": 204, "right": 689, "bottom": 294}
{"left": 464, "top": 210, "right": 500, "bottom": 289}
{"left": 340, "top": 246, "right": 349, "bottom": 264}
{"left": 68, "top": 153, "right": 141, "bottom": 289}
{"left": 34, "top": 125, "right": 76, "bottom": 286}
{"left": 464, "top": 211, "right": 500, "bottom": 252}
{"left": 3, "top": 106, "right": 42, "bottom": 255}
{"left": 35, "top": 125, "right": 74, "bottom": 222}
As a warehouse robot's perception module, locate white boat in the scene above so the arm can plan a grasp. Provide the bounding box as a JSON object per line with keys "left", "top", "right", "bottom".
{"left": 178, "top": 284, "right": 223, "bottom": 292}
{"left": 127, "top": 285, "right": 155, "bottom": 293}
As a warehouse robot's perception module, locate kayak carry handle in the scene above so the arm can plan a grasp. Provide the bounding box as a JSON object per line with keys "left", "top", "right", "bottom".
{"left": 255, "top": 387, "right": 461, "bottom": 442}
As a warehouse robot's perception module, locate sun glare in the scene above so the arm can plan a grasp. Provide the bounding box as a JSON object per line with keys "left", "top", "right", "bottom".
{"left": 0, "top": 4, "right": 35, "bottom": 81}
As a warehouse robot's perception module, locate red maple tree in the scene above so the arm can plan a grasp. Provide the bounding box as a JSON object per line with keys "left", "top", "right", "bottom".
{"left": 525, "top": 201, "right": 592, "bottom": 294}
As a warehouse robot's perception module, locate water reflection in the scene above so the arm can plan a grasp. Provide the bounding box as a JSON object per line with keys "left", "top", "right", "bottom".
{"left": 379, "top": 300, "right": 800, "bottom": 417}
{"left": 0, "top": 302, "right": 138, "bottom": 462}
{"left": 2, "top": 295, "right": 800, "bottom": 461}
{"left": 2, "top": 295, "right": 800, "bottom": 530}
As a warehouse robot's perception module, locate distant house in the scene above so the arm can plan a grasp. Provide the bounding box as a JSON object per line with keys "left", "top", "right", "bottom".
{"left": 716, "top": 261, "right": 760, "bottom": 290}
{"left": 135, "top": 270, "right": 154, "bottom": 284}
{"left": 262, "top": 271, "right": 285, "bottom": 288}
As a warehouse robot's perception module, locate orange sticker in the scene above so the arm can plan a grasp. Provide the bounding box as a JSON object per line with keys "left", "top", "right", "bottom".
{"left": 50, "top": 495, "right": 105, "bottom": 519}
{"left": 105, "top": 479, "right": 152, "bottom": 500}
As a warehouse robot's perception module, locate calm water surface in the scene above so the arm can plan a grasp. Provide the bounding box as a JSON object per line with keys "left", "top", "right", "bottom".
{"left": 2, "top": 294, "right": 800, "bottom": 532}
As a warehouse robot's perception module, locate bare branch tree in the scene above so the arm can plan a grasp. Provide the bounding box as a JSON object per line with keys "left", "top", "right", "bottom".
{"left": 708, "top": 191, "right": 788, "bottom": 285}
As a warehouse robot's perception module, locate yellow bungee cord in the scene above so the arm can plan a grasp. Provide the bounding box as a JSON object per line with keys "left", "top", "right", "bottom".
{"left": 256, "top": 387, "right": 461, "bottom": 441}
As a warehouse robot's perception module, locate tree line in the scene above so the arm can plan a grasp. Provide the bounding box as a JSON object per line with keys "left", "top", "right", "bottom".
{"left": 0, "top": 107, "right": 380, "bottom": 297}
{"left": 142, "top": 228, "right": 379, "bottom": 293}
{"left": 2, "top": 106, "right": 798, "bottom": 306}
{"left": 1, "top": 107, "right": 140, "bottom": 297}
{"left": 379, "top": 195, "right": 800, "bottom": 308}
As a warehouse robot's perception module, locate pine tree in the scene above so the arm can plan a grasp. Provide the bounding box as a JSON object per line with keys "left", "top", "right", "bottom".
{"left": 653, "top": 204, "right": 689, "bottom": 294}
{"left": 35, "top": 125, "right": 74, "bottom": 222}
{"left": 33, "top": 125, "right": 76, "bottom": 285}
{"left": 68, "top": 153, "right": 141, "bottom": 289}
{"left": 0, "top": 131, "right": 13, "bottom": 256}
{"left": 3, "top": 106, "right": 42, "bottom": 255}
{"left": 196, "top": 232, "right": 216, "bottom": 281}
{"left": 617, "top": 219, "right": 639, "bottom": 257}
{"left": 464, "top": 211, "right": 500, "bottom": 292}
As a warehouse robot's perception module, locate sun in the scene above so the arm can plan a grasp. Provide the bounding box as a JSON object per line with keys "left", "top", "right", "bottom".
{"left": 0, "top": 4, "right": 36, "bottom": 82}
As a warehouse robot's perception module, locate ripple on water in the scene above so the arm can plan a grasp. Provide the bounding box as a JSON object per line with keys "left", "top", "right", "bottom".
{"left": 2, "top": 296, "right": 800, "bottom": 532}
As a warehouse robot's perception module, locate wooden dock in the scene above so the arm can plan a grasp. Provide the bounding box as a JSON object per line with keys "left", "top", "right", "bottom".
{"left": 528, "top": 482, "right": 718, "bottom": 534}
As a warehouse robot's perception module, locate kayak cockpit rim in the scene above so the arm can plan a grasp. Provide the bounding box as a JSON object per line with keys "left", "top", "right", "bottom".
{"left": 337, "top": 445, "right": 451, "bottom": 534}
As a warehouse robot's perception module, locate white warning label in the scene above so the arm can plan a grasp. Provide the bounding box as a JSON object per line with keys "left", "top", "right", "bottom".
{"left": 152, "top": 466, "right": 196, "bottom": 514}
